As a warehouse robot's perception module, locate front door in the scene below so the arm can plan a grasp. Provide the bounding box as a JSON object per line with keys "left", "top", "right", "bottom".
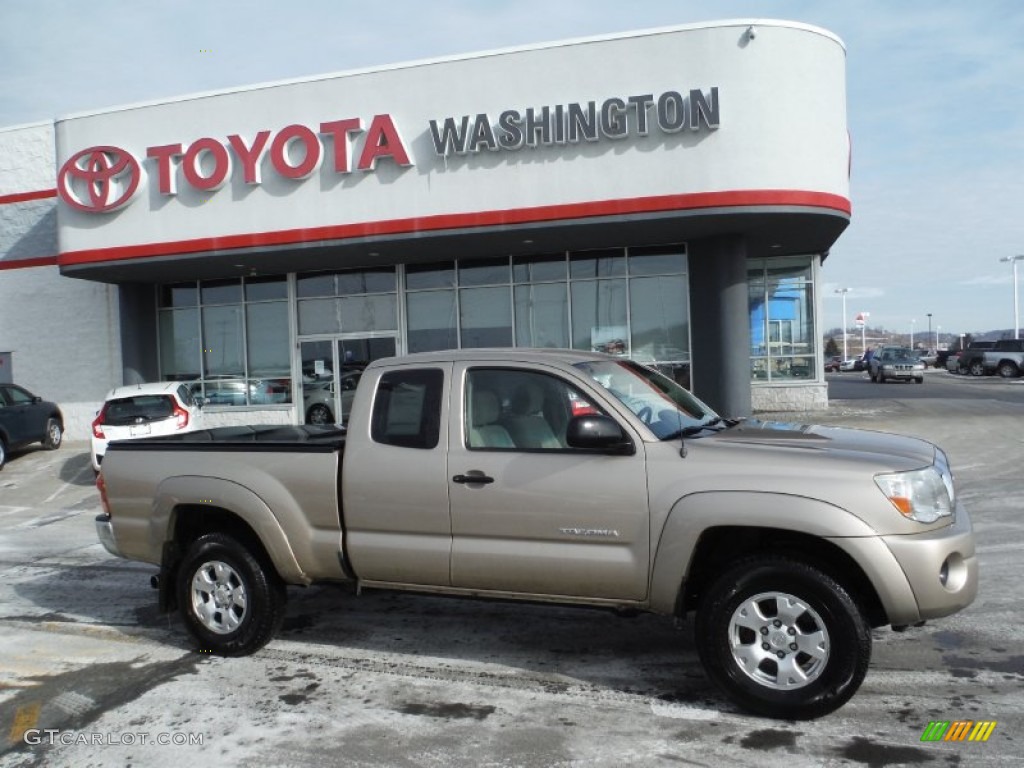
{"left": 447, "top": 364, "right": 651, "bottom": 601}
{"left": 298, "top": 336, "right": 396, "bottom": 425}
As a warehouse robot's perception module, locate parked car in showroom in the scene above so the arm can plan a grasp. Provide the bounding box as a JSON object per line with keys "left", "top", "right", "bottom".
{"left": 304, "top": 369, "right": 362, "bottom": 425}
{"left": 0, "top": 383, "right": 63, "bottom": 469}
{"left": 91, "top": 382, "right": 204, "bottom": 472}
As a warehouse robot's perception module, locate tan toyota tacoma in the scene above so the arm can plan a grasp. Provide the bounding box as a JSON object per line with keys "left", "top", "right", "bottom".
{"left": 95, "top": 349, "right": 977, "bottom": 719}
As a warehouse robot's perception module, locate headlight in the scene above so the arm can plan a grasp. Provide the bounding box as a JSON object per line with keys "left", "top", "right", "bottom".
{"left": 874, "top": 466, "right": 953, "bottom": 523}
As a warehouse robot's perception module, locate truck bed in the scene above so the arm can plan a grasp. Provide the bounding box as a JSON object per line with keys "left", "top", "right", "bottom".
{"left": 105, "top": 424, "right": 347, "bottom": 452}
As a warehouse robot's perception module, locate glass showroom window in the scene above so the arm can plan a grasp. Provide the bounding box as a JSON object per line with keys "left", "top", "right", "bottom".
{"left": 296, "top": 267, "right": 397, "bottom": 336}
{"left": 569, "top": 246, "right": 689, "bottom": 388}
{"left": 748, "top": 257, "right": 816, "bottom": 382}
{"left": 158, "top": 276, "right": 291, "bottom": 406}
{"left": 514, "top": 254, "right": 569, "bottom": 349}
{"left": 404, "top": 261, "right": 512, "bottom": 352}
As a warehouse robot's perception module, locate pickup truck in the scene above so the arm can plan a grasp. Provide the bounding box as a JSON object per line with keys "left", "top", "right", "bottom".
{"left": 958, "top": 339, "right": 1024, "bottom": 377}
{"left": 95, "top": 349, "right": 978, "bottom": 720}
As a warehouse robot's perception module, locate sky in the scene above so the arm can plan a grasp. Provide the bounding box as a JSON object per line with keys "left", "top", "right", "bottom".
{"left": 2, "top": 0, "right": 1024, "bottom": 340}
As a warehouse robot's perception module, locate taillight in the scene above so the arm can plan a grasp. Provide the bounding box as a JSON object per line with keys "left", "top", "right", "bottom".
{"left": 96, "top": 471, "right": 111, "bottom": 516}
{"left": 91, "top": 405, "right": 108, "bottom": 439}
{"left": 173, "top": 403, "right": 189, "bottom": 430}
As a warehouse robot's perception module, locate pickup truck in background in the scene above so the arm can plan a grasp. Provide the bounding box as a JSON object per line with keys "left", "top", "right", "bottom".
{"left": 95, "top": 349, "right": 978, "bottom": 720}
{"left": 957, "top": 339, "right": 1024, "bottom": 377}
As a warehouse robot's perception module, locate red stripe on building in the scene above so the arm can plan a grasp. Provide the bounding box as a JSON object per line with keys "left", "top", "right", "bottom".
{"left": 58, "top": 190, "right": 852, "bottom": 268}
{"left": 0, "top": 189, "right": 58, "bottom": 205}
{"left": 0, "top": 256, "right": 59, "bottom": 270}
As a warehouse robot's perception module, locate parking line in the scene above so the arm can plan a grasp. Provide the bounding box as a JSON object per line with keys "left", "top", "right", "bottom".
{"left": 43, "top": 461, "right": 93, "bottom": 504}
{"left": 7, "top": 701, "right": 40, "bottom": 745}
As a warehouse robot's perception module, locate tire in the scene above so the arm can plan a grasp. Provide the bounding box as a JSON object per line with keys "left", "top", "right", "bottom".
{"left": 869, "top": 370, "right": 876, "bottom": 382}
{"left": 969, "top": 361, "right": 984, "bottom": 377}
{"left": 997, "top": 362, "right": 1019, "bottom": 379}
{"left": 176, "top": 532, "right": 286, "bottom": 656}
{"left": 42, "top": 418, "right": 63, "bottom": 450}
{"left": 695, "top": 556, "right": 872, "bottom": 720}
{"left": 878, "top": 371, "right": 886, "bottom": 383}
{"left": 914, "top": 377, "right": 924, "bottom": 384}
{"left": 0, "top": 438, "right": 6, "bottom": 471}
{"left": 306, "top": 403, "right": 334, "bottom": 425}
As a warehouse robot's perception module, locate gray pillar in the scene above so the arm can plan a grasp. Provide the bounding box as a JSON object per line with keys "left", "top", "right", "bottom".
{"left": 687, "top": 235, "right": 752, "bottom": 417}
{"left": 118, "top": 284, "right": 159, "bottom": 384}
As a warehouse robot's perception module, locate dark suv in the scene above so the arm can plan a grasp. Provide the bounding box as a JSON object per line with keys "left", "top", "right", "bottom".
{"left": 869, "top": 347, "right": 925, "bottom": 384}
{"left": 0, "top": 384, "right": 64, "bottom": 469}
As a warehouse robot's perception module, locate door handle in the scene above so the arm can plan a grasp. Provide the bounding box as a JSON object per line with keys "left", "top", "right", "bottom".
{"left": 452, "top": 473, "right": 495, "bottom": 485}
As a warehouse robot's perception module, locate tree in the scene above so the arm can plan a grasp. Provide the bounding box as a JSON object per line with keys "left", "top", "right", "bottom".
{"left": 824, "top": 336, "right": 840, "bottom": 357}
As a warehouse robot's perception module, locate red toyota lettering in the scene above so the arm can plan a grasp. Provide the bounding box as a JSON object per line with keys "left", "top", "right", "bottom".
{"left": 228, "top": 131, "right": 271, "bottom": 184}
{"left": 270, "top": 124, "right": 322, "bottom": 179}
{"left": 146, "top": 144, "right": 183, "bottom": 195}
{"left": 319, "top": 118, "right": 363, "bottom": 173}
{"left": 357, "top": 114, "right": 412, "bottom": 171}
{"left": 183, "top": 138, "right": 231, "bottom": 191}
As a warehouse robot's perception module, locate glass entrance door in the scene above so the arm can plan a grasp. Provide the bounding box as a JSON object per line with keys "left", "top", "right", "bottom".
{"left": 298, "top": 336, "right": 396, "bottom": 425}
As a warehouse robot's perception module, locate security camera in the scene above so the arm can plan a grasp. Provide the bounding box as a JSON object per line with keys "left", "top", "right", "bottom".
{"left": 746, "top": 26, "right": 756, "bottom": 40}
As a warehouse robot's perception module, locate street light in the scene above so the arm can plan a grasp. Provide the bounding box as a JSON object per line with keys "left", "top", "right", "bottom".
{"left": 835, "top": 287, "right": 851, "bottom": 360}
{"left": 1000, "top": 255, "right": 1024, "bottom": 340}
{"left": 910, "top": 318, "right": 915, "bottom": 349}
{"left": 926, "top": 313, "right": 933, "bottom": 351}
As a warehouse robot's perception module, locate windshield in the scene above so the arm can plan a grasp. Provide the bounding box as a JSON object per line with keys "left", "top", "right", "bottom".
{"left": 573, "top": 360, "right": 720, "bottom": 439}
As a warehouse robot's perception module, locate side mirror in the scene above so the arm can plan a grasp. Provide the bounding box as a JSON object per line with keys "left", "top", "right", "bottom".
{"left": 566, "top": 415, "right": 634, "bottom": 455}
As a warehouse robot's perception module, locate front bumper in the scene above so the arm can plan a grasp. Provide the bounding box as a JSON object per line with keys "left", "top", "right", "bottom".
{"left": 882, "top": 367, "right": 924, "bottom": 380}
{"left": 95, "top": 514, "right": 122, "bottom": 558}
{"left": 882, "top": 501, "right": 978, "bottom": 622}
{"left": 830, "top": 501, "right": 977, "bottom": 627}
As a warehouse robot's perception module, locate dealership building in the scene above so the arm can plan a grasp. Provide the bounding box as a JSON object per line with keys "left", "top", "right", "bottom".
{"left": 0, "top": 20, "right": 850, "bottom": 440}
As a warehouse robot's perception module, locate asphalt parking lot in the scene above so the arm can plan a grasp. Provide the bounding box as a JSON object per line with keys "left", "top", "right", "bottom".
{"left": 1, "top": 374, "right": 1022, "bottom": 767}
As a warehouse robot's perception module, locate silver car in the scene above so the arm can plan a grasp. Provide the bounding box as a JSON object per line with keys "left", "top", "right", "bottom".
{"left": 304, "top": 370, "right": 361, "bottom": 424}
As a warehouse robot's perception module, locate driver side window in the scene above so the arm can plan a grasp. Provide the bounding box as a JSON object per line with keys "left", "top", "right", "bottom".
{"left": 465, "top": 368, "right": 602, "bottom": 451}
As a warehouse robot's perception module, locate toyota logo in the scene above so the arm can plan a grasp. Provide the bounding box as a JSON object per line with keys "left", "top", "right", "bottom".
{"left": 57, "top": 145, "right": 141, "bottom": 213}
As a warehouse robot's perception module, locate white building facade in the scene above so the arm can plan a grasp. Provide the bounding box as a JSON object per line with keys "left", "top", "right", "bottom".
{"left": 1, "top": 20, "right": 850, "bottom": 439}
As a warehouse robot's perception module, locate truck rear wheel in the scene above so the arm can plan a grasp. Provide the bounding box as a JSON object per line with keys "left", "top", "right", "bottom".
{"left": 176, "top": 532, "right": 286, "bottom": 656}
{"left": 695, "top": 556, "right": 871, "bottom": 720}
{"left": 998, "top": 362, "right": 1019, "bottom": 378}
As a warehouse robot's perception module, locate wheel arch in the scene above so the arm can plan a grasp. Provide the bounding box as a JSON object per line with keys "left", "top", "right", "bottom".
{"left": 677, "top": 527, "right": 887, "bottom": 628}
{"left": 648, "top": 492, "right": 890, "bottom": 627}
{"left": 150, "top": 476, "right": 308, "bottom": 612}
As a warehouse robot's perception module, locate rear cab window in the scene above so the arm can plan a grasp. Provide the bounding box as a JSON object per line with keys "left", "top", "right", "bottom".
{"left": 371, "top": 368, "right": 443, "bottom": 449}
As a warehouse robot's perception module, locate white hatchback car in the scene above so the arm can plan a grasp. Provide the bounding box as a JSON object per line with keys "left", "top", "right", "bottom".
{"left": 91, "top": 382, "right": 204, "bottom": 472}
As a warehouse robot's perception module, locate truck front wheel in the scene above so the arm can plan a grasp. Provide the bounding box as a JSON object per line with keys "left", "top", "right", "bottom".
{"left": 695, "top": 556, "right": 871, "bottom": 720}
{"left": 176, "top": 533, "right": 286, "bottom": 656}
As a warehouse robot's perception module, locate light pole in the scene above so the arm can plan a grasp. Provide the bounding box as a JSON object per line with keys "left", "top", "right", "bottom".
{"left": 835, "top": 287, "right": 851, "bottom": 360}
{"left": 910, "top": 318, "right": 915, "bottom": 349}
{"left": 936, "top": 325, "right": 941, "bottom": 351}
{"left": 1000, "top": 255, "right": 1024, "bottom": 339}
{"left": 926, "top": 313, "right": 933, "bottom": 351}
